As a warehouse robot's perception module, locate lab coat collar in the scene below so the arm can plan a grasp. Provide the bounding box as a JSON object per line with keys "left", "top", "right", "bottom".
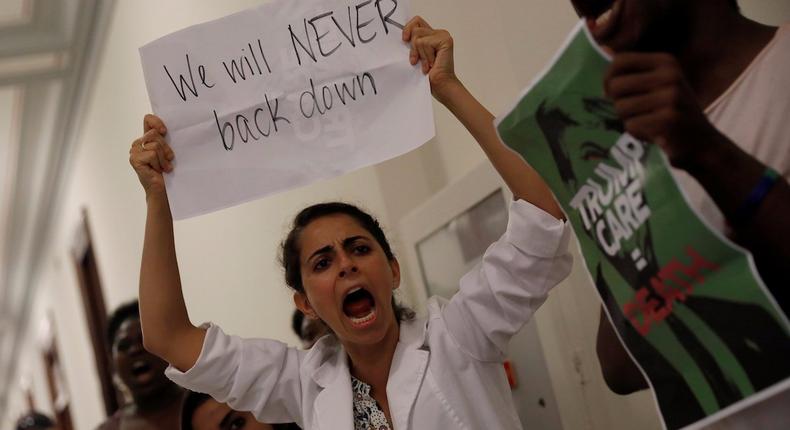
{"left": 387, "top": 318, "right": 430, "bottom": 429}
{"left": 310, "top": 318, "right": 429, "bottom": 429}
{"left": 313, "top": 340, "right": 354, "bottom": 429}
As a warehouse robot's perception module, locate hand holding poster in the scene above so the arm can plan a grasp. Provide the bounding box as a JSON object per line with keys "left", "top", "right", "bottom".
{"left": 496, "top": 21, "right": 790, "bottom": 430}
{"left": 139, "top": 0, "right": 434, "bottom": 219}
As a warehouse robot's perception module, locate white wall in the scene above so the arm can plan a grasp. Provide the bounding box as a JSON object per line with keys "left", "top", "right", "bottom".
{"left": 3, "top": 0, "right": 789, "bottom": 428}
{"left": 2, "top": 278, "right": 56, "bottom": 427}
{"left": 741, "top": 0, "right": 790, "bottom": 25}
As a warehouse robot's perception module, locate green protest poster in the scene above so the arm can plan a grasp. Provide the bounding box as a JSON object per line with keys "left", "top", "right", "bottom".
{"left": 495, "top": 21, "right": 790, "bottom": 430}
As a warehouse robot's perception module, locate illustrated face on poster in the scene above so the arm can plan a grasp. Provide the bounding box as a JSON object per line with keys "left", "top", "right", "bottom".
{"left": 535, "top": 95, "right": 655, "bottom": 283}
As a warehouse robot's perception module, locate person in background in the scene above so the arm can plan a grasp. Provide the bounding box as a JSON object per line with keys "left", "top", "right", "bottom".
{"left": 95, "top": 300, "right": 185, "bottom": 429}
{"left": 565, "top": 0, "right": 790, "bottom": 425}
{"left": 15, "top": 411, "right": 55, "bottom": 430}
{"left": 181, "top": 390, "right": 300, "bottom": 430}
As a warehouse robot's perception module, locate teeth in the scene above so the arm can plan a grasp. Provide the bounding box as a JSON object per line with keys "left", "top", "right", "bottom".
{"left": 596, "top": 8, "right": 613, "bottom": 27}
{"left": 346, "top": 287, "right": 361, "bottom": 297}
{"left": 349, "top": 309, "right": 375, "bottom": 324}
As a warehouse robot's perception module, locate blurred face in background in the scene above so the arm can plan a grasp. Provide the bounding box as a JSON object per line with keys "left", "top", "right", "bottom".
{"left": 112, "top": 317, "right": 171, "bottom": 400}
{"left": 191, "top": 400, "right": 274, "bottom": 430}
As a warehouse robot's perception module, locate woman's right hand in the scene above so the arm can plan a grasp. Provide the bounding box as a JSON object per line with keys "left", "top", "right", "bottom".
{"left": 129, "top": 114, "right": 175, "bottom": 197}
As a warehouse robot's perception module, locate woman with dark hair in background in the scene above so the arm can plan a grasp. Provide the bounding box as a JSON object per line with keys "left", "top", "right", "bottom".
{"left": 181, "top": 391, "right": 300, "bottom": 430}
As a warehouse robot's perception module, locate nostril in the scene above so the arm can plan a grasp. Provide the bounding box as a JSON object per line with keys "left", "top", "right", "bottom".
{"left": 351, "top": 267, "right": 358, "bottom": 273}
{"left": 339, "top": 270, "right": 346, "bottom": 277}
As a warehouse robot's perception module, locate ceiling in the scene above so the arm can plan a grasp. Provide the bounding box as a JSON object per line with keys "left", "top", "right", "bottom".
{"left": 0, "top": 0, "right": 116, "bottom": 415}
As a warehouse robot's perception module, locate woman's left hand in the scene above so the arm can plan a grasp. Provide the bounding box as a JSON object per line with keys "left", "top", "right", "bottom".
{"left": 402, "top": 16, "right": 460, "bottom": 102}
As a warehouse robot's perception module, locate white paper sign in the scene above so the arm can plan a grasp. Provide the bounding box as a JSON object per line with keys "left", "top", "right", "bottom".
{"left": 139, "top": 0, "right": 434, "bottom": 219}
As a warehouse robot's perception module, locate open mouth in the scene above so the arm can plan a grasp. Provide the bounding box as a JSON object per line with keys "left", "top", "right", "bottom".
{"left": 576, "top": 0, "right": 622, "bottom": 43}
{"left": 572, "top": 0, "right": 614, "bottom": 18}
{"left": 342, "top": 287, "right": 377, "bottom": 328}
{"left": 130, "top": 360, "right": 154, "bottom": 382}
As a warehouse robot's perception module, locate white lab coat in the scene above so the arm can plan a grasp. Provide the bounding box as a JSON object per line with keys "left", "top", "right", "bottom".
{"left": 166, "top": 199, "right": 572, "bottom": 429}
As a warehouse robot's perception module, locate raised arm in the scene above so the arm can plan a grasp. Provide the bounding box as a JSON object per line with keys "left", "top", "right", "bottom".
{"left": 403, "top": 17, "right": 564, "bottom": 221}
{"left": 401, "top": 19, "right": 573, "bottom": 359}
{"left": 129, "top": 114, "right": 206, "bottom": 371}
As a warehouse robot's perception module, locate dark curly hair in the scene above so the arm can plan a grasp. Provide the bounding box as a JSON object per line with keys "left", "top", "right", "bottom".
{"left": 106, "top": 300, "right": 140, "bottom": 346}
{"left": 15, "top": 412, "right": 54, "bottom": 430}
{"left": 280, "top": 202, "right": 414, "bottom": 323}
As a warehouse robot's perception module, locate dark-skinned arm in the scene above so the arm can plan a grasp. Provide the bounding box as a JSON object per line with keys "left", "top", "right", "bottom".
{"left": 605, "top": 52, "right": 789, "bottom": 306}
{"left": 596, "top": 52, "right": 789, "bottom": 393}
{"left": 596, "top": 308, "right": 648, "bottom": 394}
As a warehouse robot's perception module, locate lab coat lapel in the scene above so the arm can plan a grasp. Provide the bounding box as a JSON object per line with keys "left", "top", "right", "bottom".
{"left": 313, "top": 344, "right": 354, "bottom": 430}
{"left": 387, "top": 319, "right": 430, "bottom": 430}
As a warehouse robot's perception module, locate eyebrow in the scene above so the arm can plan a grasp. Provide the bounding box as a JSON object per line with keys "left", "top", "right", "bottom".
{"left": 306, "top": 235, "right": 367, "bottom": 263}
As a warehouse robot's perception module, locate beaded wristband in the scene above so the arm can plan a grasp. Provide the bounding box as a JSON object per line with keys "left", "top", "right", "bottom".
{"left": 734, "top": 167, "right": 781, "bottom": 225}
